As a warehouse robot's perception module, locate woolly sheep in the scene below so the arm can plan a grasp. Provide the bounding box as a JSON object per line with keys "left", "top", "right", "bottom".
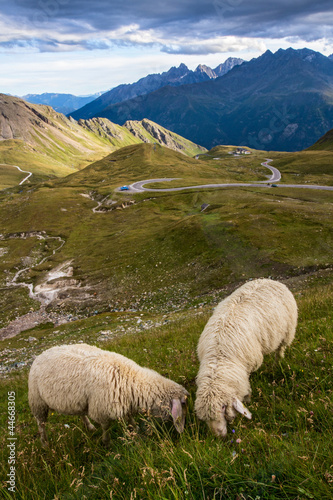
{"left": 195, "top": 278, "right": 297, "bottom": 437}
{"left": 28, "top": 343, "right": 189, "bottom": 445}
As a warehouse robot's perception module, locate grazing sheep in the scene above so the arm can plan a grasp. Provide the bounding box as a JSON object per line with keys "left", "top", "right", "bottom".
{"left": 195, "top": 278, "right": 297, "bottom": 437}
{"left": 28, "top": 343, "right": 189, "bottom": 445}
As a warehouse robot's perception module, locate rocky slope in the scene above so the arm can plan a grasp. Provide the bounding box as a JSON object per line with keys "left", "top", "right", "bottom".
{"left": 0, "top": 94, "right": 141, "bottom": 177}
{"left": 123, "top": 119, "right": 206, "bottom": 155}
{"left": 0, "top": 95, "right": 205, "bottom": 184}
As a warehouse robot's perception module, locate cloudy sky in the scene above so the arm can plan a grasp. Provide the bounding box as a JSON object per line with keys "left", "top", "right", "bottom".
{"left": 1, "top": 0, "right": 333, "bottom": 96}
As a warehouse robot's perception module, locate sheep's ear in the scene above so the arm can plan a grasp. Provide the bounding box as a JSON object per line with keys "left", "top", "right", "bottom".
{"left": 171, "top": 399, "right": 185, "bottom": 433}
{"left": 233, "top": 399, "right": 252, "bottom": 419}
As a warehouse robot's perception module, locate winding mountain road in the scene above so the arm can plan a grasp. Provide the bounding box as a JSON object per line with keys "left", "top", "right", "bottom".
{"left": 12, "top": 165, "right": 33, "bottom": 185}
{"left": 122, "top": 159, "right": 333, "bottom": 192}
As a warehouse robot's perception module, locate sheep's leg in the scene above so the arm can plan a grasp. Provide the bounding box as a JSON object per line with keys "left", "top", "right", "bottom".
{"left": 126, "top": 415, "right": 138, "bottom": 431}
{"left": 31, "top": 400, "right": 49, "bottom": 446}
{"left": 101, "top": 423, "right": 111, "bottom": 446}
{"left": 36, "top": 418, "right": 48, "bottom": 446}
{"left": 277, "top": 343, "right": 287, "bottom": 360}
{"left": 81, "top": 415, "right": 96, "bottom": 432}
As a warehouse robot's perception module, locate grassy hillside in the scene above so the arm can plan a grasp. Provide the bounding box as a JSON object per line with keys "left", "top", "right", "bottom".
{"left": 59, "top": 143, "right": 269, "bottom": 190}
{"left": 307, "top": 127, "right": 333, "bottom": 151}
{"left": 0, "top": 96, "right": 205, "bottom": 190}
{"left": 123, "top": 119, "right": 207, "bottom": 157}
{"left": 0, "top": 143, "right": 332, "bottom": 317}
{"left": 268, "top": 150, "right": 333, "bottom": 186}
{"left": 0, "top": 95, "right": 139, "bottom": 186}
{"left": 0, "top": 143, "right": 332, "bottom": 499}
{"left": 0, "top": 280, "right": 332, "bottom": 499}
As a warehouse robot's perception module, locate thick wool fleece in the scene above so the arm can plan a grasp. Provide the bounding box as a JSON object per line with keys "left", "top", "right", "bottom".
{"left": 195, "top": 279, "right": 298, "bottom": 425}
{"left": 29, "top": 344, "right": 188, "bottom": 436}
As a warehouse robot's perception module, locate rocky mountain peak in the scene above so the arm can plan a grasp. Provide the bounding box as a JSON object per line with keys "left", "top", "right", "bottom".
{"left": 195, "top": 64, "right": 216, "bottom": 79}
{"left": 213, "top": 57, "right": 244, "bottom": 77}
{"left": 165, "top": 63, "right": 189, "bottom": 79}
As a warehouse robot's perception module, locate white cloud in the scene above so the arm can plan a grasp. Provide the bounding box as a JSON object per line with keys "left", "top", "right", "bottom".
{"left": 161, "top": 36, "right": 266, "bottom": 55}
{"left": 1, "top": 0, "right": 333, "bottom": 95}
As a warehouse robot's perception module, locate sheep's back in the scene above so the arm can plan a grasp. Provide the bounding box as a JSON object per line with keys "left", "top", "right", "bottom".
{"left": 197, "top": 279, "right": 297, "bottom": 369}
{"left": 29, "top": 345, "right": 140, "bottom": 417}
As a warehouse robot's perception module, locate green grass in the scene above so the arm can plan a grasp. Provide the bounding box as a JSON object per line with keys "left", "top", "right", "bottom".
{"left": 0, "top": 164, "right": 27, "bottom": 190}
{"left": 307, "top": 128, "right": 333, "bottom": 151}
{"left": 0, "top": 280, "right": 332, "bottom": 499}
{"left": 123, "top": 119, "right": 207, "bottom": 157}
{"left": 0, "top": 144, "right": 333, "bottom": 319}
{"left": 0, "top": 99, "right": 207, "bottom": 190}
{"left": 268, "top": 151, "right": 333, "bottom": 186}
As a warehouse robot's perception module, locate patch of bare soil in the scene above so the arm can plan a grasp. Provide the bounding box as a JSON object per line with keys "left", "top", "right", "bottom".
{"left": 0, "top": 307, "right": 68, "bottom": 341}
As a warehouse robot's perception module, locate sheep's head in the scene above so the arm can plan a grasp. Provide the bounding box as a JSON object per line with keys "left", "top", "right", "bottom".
{"left": 207, "top": 399, "right": 252, "bottom": 437}
{"left": 152, "top": 389, "right": 189, "bottom": 433}
{"left": 170, "top": 394, "right": 188, "bottom": 433}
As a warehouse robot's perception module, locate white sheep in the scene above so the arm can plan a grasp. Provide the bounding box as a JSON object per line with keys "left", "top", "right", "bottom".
{"left": 195, "top": 278, "right": 297, "bottom": 437}
{"left": 28, "top": 343, "right": 189, "bottom": 445}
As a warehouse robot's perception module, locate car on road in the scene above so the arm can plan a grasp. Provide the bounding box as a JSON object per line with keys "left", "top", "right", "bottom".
{"left": 120, "top": 185, "right": 129, "bottom": 191}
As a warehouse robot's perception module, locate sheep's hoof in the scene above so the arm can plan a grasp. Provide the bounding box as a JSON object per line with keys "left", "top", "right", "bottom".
{"left": 82, "top": 415, "right": 97, "bottom": 432}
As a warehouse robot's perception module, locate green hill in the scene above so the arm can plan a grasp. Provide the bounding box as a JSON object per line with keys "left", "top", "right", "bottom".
{"left": 307, "top": 127, "right": 333, "bottom": 150}
{"left": 0, "top": 94, "right": 141, "bottom": 185}
{"left": 59, "top": 142, "right": 268, "bottom": 189}
{"left": 123, "top": 118, "right": 207, "bottom": 157}
{"left": 0, "top": 95, "right": 205, "bottom": 189}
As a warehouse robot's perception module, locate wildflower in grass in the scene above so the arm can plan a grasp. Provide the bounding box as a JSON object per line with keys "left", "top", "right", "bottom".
{"left": 236, "top": 438, "right": 242, "bottom": 444}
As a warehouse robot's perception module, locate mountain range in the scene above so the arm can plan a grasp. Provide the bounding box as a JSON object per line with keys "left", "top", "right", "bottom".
{"left": 21, "top": 92, "right": 105, "bottom": 116}
{"left": 75, "top": 48, "right": 333, "bottom": 152}
{"left": 20, "top": 59, "right": 243, "bottom": 116}
{"left": 70, "top": 58, "right": 244, "bottom": 120}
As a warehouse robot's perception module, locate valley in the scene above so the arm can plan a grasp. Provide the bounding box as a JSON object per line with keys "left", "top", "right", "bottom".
{"left": 0, "top": 143, "right": 332, "bottom": 338}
